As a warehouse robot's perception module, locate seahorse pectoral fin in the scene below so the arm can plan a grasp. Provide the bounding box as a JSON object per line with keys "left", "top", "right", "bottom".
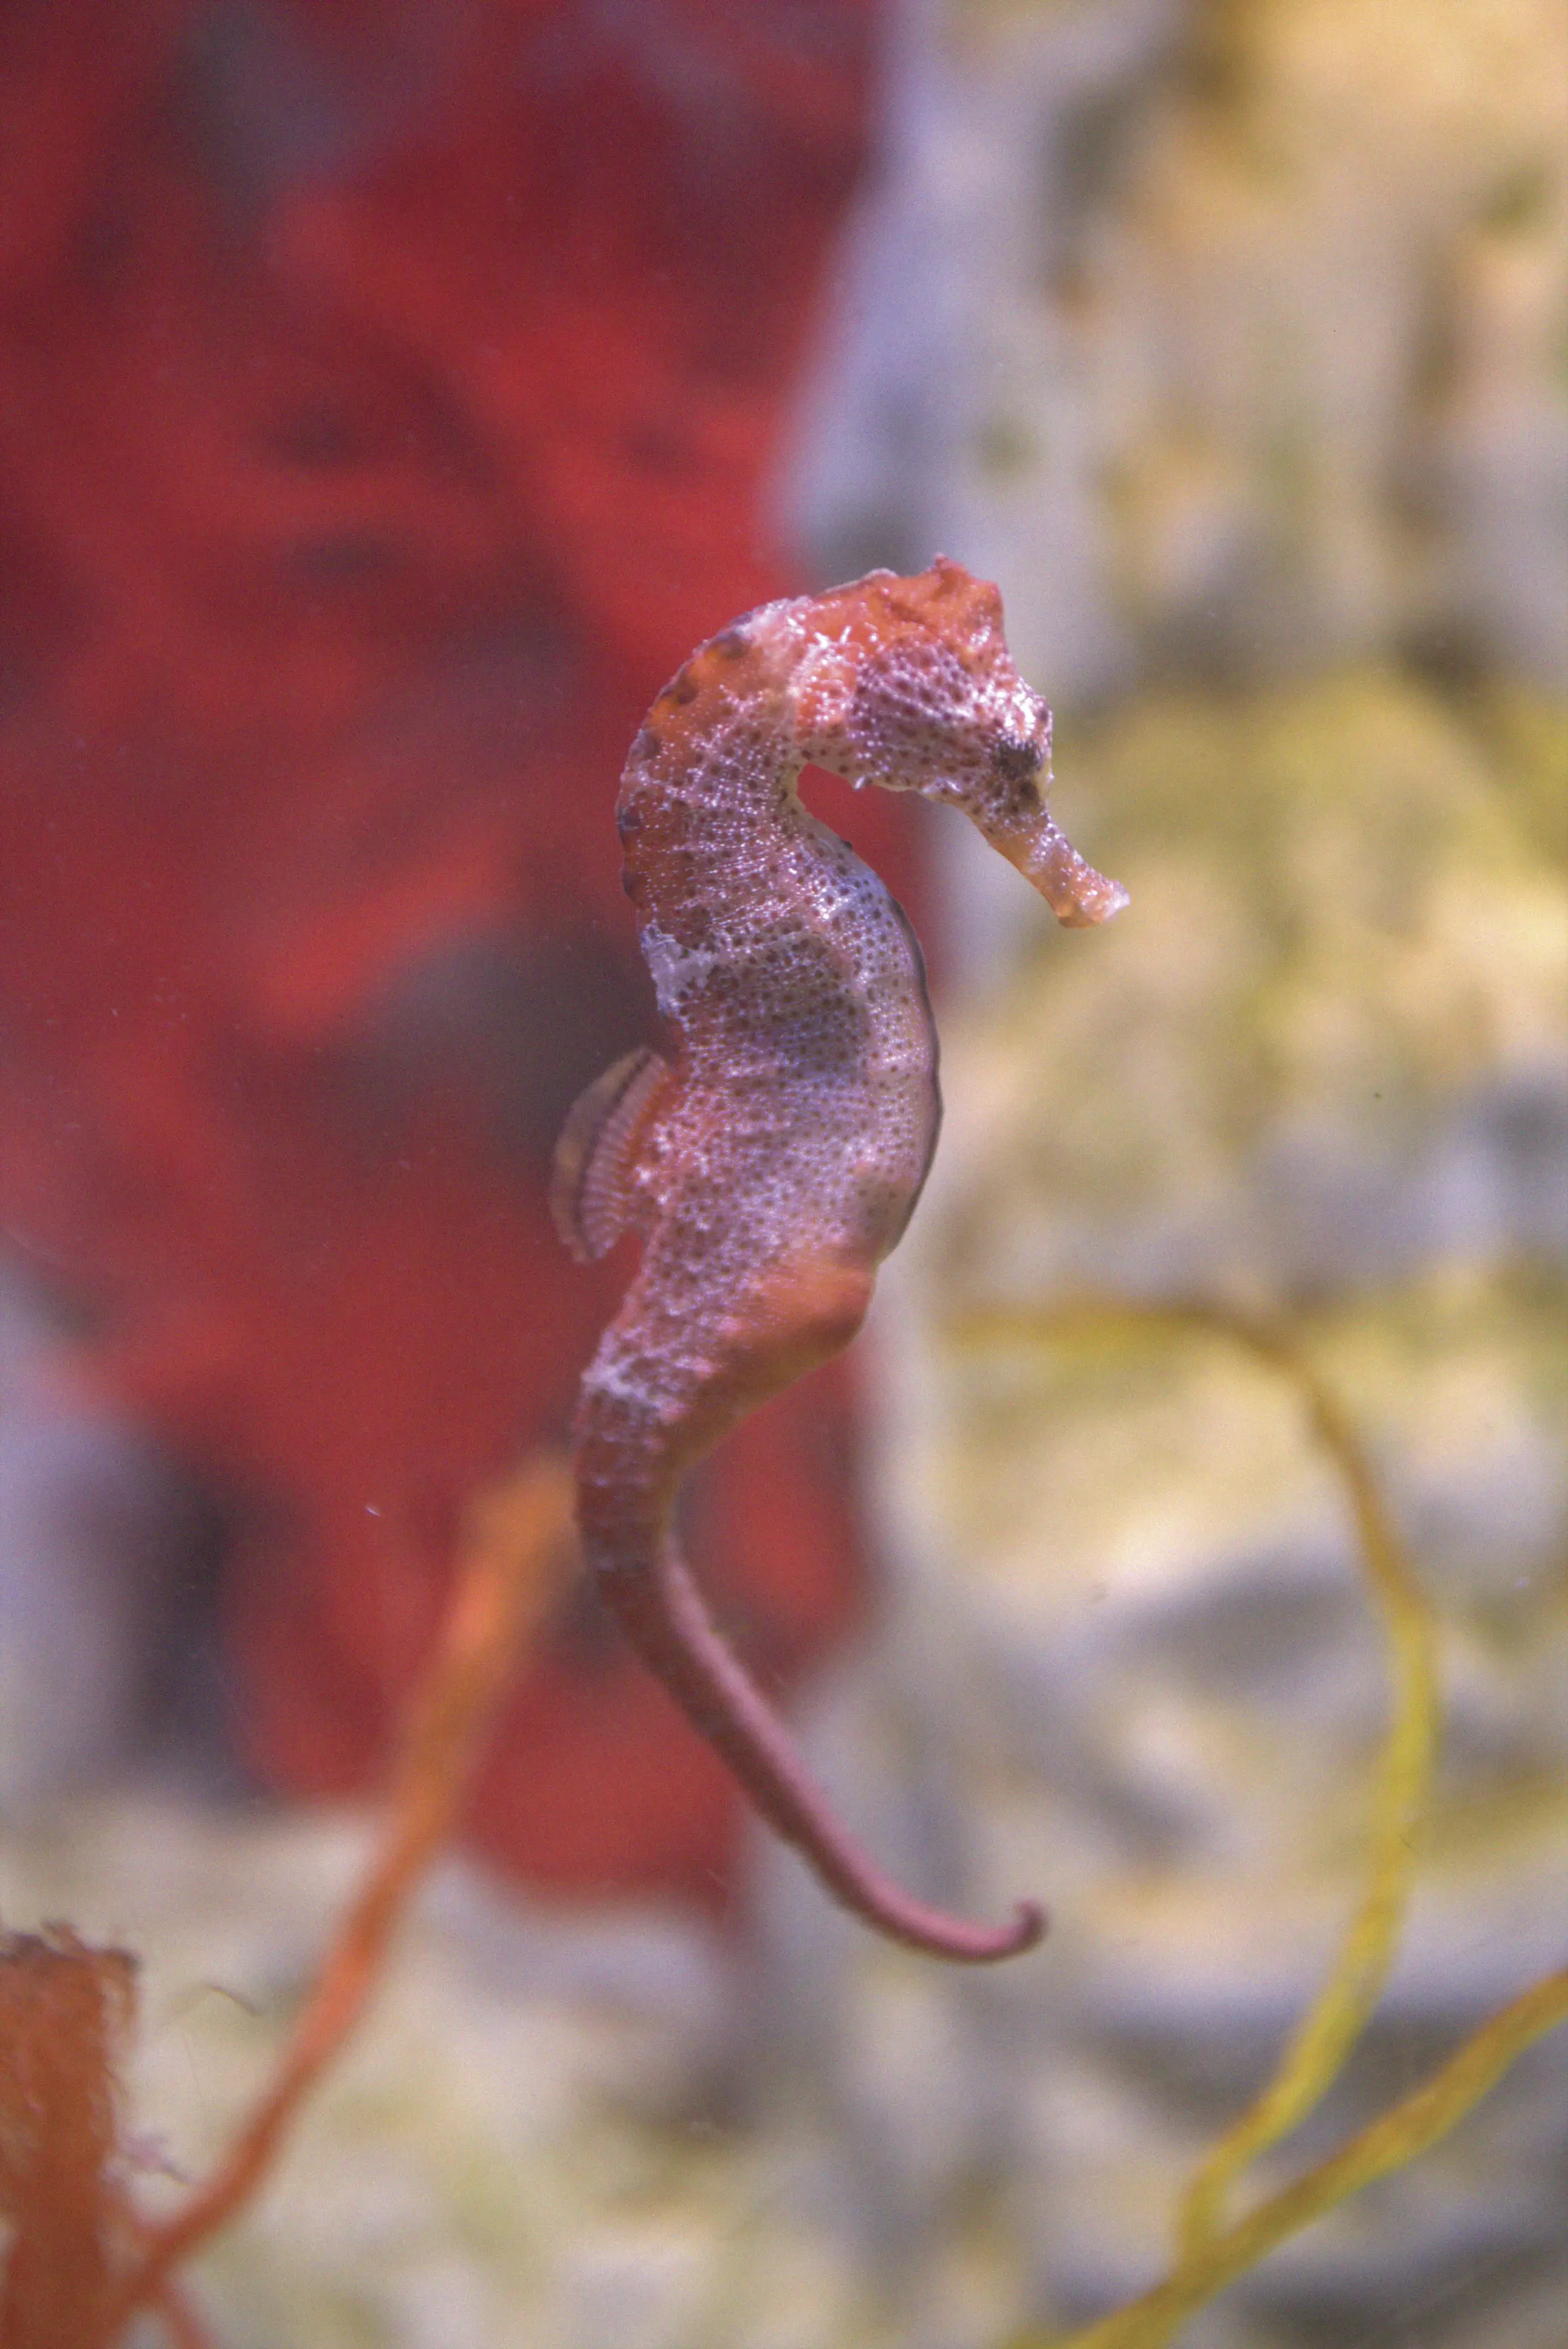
{"left": 550, "top": 1045, "right": 673, "bottom": 1262}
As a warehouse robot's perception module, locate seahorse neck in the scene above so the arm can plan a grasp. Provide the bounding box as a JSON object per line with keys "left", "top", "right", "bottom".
{"left": 617, "top": 606, "right": 889, "bottom": 1061}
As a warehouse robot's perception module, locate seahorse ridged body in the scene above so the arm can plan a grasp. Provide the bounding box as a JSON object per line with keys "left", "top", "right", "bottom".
{"left": 553, "top": 558, "right": 1126, "bottom": 1961}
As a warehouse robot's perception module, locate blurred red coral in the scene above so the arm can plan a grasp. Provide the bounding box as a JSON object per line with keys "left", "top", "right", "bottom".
{"left": 0, "top": 0, "right": 918, "bottom": 1909}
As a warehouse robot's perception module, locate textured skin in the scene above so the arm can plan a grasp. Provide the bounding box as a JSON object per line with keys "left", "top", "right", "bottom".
{"left": 558, "top": 558, "right": 1126, "bottom": 1961}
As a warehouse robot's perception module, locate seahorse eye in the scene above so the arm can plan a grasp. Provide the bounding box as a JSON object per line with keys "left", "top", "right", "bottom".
{"left": 993, "top": 734, "right": 1041, "bottom": 786}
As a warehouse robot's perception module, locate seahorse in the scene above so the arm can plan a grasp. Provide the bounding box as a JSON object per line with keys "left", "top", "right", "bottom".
{"left": 551, "top": 558, "right": 1126, "bottom": 1961}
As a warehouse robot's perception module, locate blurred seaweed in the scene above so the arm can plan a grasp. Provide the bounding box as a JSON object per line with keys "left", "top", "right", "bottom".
{"left": 3, "top": 1330, "right": 1560, "bottom": 2342}
{"left": 953, "top": 1302, "right": 1565, "bottom": 2347}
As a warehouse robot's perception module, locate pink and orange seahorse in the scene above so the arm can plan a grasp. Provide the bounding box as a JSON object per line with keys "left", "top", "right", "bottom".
{"left": 552, "top": 558, "right": 1126, "bottom": 1962}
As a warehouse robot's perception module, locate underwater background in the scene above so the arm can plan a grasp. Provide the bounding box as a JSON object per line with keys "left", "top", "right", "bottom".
{"left": 0, "top": 2, "right": 1564, "bottom": 2343}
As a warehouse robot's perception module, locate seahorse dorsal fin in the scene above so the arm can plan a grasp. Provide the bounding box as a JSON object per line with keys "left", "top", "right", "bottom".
{"left": 550, "top": 1045, "right": 672, "bottom": 1262}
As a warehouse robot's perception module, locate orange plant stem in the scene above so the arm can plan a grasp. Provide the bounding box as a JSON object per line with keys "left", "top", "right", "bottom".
{"left": 155, "top": 2278, "right": 217, "bottom": 2349}
{"left": 109, "top": 1455, "right": 574, "bottom": 2333}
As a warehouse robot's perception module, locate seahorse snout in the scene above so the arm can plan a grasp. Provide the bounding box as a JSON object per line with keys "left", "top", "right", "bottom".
{"left": 986, "top": 808, "right": 1129, "bottom": 929}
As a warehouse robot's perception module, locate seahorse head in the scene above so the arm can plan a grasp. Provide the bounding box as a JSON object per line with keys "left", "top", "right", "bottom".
{"left": 780, "top": 555, "right": 1127, "bottom": 929}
